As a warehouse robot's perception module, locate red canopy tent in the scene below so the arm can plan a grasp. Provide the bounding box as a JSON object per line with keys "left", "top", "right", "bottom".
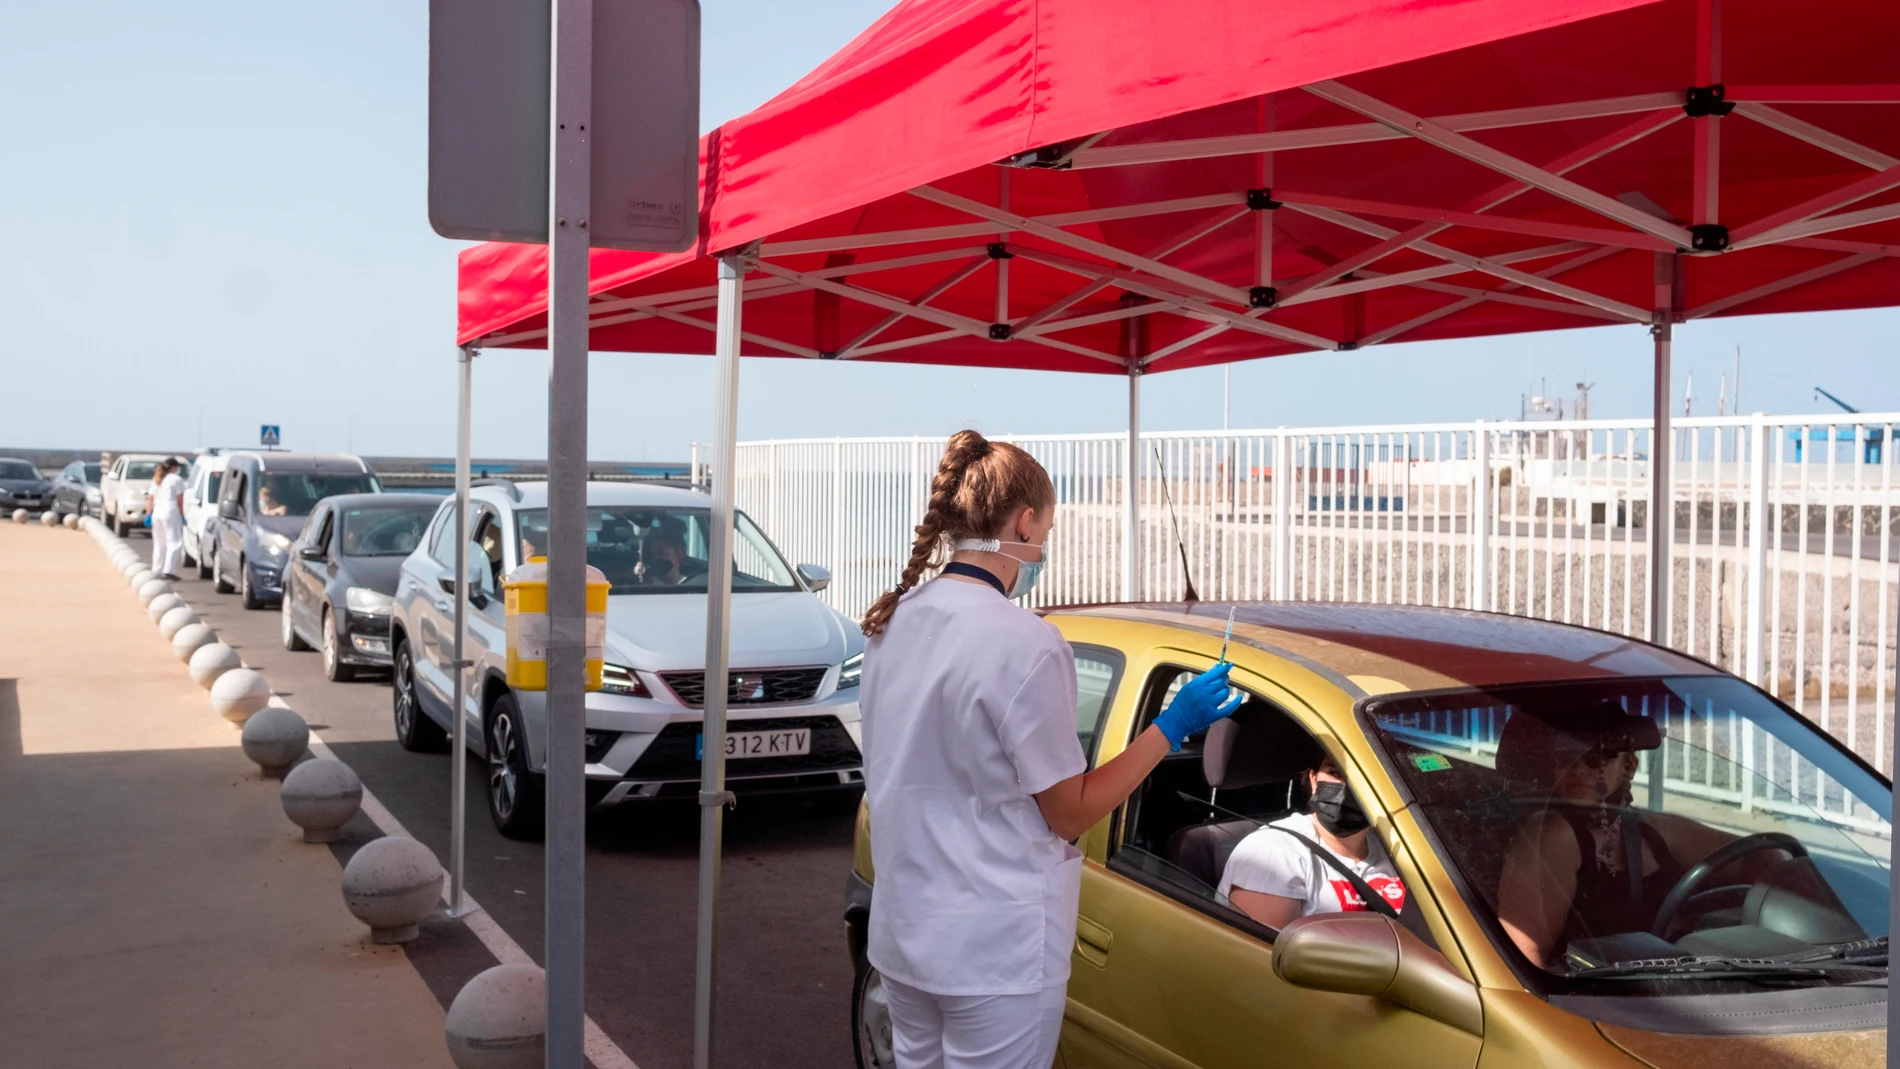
{"left": 445, "top": 1, "right": 1900, "bottom": 1062}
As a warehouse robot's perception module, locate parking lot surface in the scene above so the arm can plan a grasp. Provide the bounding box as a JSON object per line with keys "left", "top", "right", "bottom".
{"left": 131, "top": 534, "right": 860, "bottom": 1069}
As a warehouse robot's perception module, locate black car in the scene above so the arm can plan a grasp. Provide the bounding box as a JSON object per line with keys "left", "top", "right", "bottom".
{"left": 281, "top": 492, "right": 439, "bottom": 681}
{"left": 0, "top": 458, "right": 52, "bottom": 514}
{"left": 213, "top": 451, "right": 379, "bottom": 609}
{"left": 50, "top": 460, "right": 103, "bottom": 518}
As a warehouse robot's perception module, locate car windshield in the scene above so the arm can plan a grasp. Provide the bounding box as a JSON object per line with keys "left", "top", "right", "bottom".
{"left": 0, "top": 462, "right": 41, "bottom": 479}
{"left": 1364, "top": 676, "right": 1890, "bottom": 994}
{"left": 339, "top": 504, "right": 432, "bottom": 557}
{"left": 123, "top": 461, "right": 159, "bottom": 480}
{"left": 513, "top": 506, "right": 798, "bottom": 594}
{"left": 255, "top": 472, "right": 378, "bottom": 518}
{"left": 83, "top": 464, "right": 102, "bottom": 484}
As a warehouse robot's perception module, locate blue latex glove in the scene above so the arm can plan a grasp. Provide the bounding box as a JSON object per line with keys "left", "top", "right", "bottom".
{"left": 1153, "top": 662, "right": 1244, "bottom": 751}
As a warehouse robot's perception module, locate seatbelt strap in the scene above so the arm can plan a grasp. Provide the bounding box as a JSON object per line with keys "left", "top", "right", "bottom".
{"left": 1175, "top": 791, "right": 1400, "bottom": 921}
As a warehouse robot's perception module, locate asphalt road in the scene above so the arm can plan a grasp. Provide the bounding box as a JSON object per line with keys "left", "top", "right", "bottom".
{"left": 135, "top": 537, "right": 860, "bottom": 1069}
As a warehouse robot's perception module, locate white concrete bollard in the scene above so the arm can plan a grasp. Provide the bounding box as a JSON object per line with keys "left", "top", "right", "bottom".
{"left": 210, "top": 667, "right": 271, "bottom": 724}
{"left": 280, "top": 758, "right": 362, "bottom": 843}
{"left": 172, "top": 622, "right": 217, "bottom": 662}
{"left": 137, "top": 578, "right": 172, "bottom": 606}
{"left": 62, "top": 513, "right": 78, "bottom": 529}
{"left": 147, "top": 592, "right": 186, "bottom": 622}
{"left": 39, "top": 510, "right": 58, "bottom": 527}
{"left": 188, "top": 642, "right": 242, "bottom": 688}
{"left": 240, "top": 706, "right": 309, "bottom": 778}
{"left": 129, "top": 568, "right": 156, "bottom": 589}
{"left": 158, "top": 605, "right": 200, "bottom": 640}
{"left": 341, "top": 836, "right": 443, "bottom": 945}
{"left": 445, "top": 964, "right": 547, "bottom": 1069}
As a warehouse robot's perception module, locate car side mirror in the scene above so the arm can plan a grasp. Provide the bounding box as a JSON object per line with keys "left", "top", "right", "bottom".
{"left": 220, "top": 499, "right": 242, "bottom": 520}
{"left": 298, "top": 544, "right": 325, "bottom": 560}
{"left": 796, "top": 563, "right": 831, "bottom": 592}
{"left": 1272, "top": 913, "right": 1482, "bottom": 1036}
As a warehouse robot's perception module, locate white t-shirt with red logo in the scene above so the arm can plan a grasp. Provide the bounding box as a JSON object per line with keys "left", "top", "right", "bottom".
{"left": 1217, "top": 812, "right": 1407, "bottom": 916}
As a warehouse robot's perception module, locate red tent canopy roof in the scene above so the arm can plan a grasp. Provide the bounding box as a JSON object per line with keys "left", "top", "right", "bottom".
{"left": 458, "top": 0, "right": 1900, "bottom": 375}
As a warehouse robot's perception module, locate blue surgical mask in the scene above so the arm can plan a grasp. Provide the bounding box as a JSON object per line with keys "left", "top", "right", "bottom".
{"left": 952, "top": 537, "right": 1048, "bottom": 599}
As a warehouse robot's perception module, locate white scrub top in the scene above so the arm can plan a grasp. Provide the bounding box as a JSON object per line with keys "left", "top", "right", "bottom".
{"left": 1218, "top": 812, "right": 1408, "bottom": 916}
{"left": 152, "top": 472, "right": 186, "bottom": 522}
{"left": 861, "top": 576, "right": 1087, "bottom": 996}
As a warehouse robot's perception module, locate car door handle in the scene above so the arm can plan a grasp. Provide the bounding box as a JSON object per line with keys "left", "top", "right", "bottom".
{"left": 1075, "top": 915, "right": 1112, "bottom": 968}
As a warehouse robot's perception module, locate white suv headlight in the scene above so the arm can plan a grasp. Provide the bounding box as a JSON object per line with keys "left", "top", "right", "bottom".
{"left": 838, "top": 651, "right": 863, "bottom": 689}
{"left": 346, "top": 587, "right": 394, "bottom": 615}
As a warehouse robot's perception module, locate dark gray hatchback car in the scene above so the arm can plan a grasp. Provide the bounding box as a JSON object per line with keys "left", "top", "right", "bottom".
{"left": 212, "top": 452, "right": 379, "bottom": 609}
{"left": 280, "top": 492, "right": 440, "bottom": 681}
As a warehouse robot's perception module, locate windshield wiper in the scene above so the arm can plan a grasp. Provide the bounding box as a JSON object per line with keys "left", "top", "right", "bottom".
{"left": 1570, "top": 953, "right": 1886, "bottom": 980}
{"left": 1791, "top": 936, "right": 1888, "bottom": 966}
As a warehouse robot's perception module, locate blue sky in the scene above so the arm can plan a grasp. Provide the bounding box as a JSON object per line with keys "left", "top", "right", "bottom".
{"left": 3, "top": 1, "right": 1894, "bottom": 461}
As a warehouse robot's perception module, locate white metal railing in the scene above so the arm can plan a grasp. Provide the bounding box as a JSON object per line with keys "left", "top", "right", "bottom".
{"left": 734, "top": 414, "right": 1900, "bottom": 775}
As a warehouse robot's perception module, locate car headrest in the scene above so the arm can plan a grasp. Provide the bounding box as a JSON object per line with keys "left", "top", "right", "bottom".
{"left": 1201, "top": 701, "right": 1324, "bottom": 790}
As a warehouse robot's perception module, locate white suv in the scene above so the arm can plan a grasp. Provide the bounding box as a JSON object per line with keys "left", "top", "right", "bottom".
{"left": 182, "top": 453, "right": 228, "bottom": 576}
{"left": 390, "top": 480, "right": 865, "bottom": 839}
{"left": 100, "top": 453, "right": 169, "bottom": 536}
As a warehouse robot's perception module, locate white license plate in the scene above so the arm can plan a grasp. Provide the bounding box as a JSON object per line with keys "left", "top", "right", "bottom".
{"left": 717, "top": 728, "right": 810, "bottom": 759}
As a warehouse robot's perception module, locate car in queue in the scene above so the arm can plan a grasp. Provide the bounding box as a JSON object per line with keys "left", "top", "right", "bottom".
{"left": 280, "top": 492, "right": 440, "bottom": 682}
{"left": 845, "top": 602, "right": 1891, "bottom": 1069}
{"left": 182, "top": 452, "right": 228, "bottom": 576}
{"left": 0, "top": 457, "right": 54, "bottom": 515}
{"left": 99, "top": 453, "right": 169, "bottom": 536}
{"left": 391, "top": 480, "right": 866, "bottom": 839}
{"left": 49, "top": 460, "right": 102, "bottom": 518}
{"left": 211, "top": 451, "right": 379, "bottom": 609}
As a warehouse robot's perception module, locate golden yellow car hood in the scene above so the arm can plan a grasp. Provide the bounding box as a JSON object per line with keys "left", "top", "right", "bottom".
{"left": 1597, "top": 1022, "right": 1886, "bottom": 1069}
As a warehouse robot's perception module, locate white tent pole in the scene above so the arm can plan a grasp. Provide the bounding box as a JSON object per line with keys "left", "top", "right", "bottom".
{"left": 450, "top": 344, "right": 474, "bottom": 917}
{"left": 1648, "top": 253, "right": 1676, "bottom": 646}
{"left": 693, "top": 251, "right": 745, "bottom": 1069}
{"left": 1124, "top": 365, "right": 1142, "bottom": 600}
{"left": 545, "top": 0, "right": 593, "bottom": 1062}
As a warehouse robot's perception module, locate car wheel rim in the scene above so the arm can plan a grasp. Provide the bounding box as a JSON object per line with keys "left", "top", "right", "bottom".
{"left": 858, "top": 968, "right": 894, "bottom": 1068}
{"left": 393, "top": 649, "right": 414, "bottom": 735}
{"left": 489, "top": 714, "right": 516, "bottom": 820}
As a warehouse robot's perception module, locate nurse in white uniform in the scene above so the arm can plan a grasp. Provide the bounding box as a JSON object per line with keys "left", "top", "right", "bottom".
{"left": 859, "top": 430, "right": 1243, "bottom": 1069}
{"left": 150, "top": 458, "right": 188, "bottom": 580}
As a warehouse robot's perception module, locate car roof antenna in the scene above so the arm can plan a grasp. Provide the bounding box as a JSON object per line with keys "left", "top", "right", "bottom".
{"left": 1151, "top": 443, "right": 1200, "bottom": 604}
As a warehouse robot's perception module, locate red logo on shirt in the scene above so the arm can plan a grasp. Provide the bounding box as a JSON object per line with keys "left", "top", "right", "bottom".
{"left": 1328, "top": 876, "right": 1407, "bottom": 913}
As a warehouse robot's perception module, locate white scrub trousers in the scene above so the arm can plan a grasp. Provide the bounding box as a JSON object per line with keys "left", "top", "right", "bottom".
{"left": 884, "top": 976, "right": 1066, "bottom": 1069}
{"left": 151, "top": 515, "right": 184, "bottom": 578}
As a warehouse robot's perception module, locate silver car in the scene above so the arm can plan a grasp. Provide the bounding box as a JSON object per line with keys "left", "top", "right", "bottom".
{"left": 391, "top": 480, "right": 865, "bottom": 839}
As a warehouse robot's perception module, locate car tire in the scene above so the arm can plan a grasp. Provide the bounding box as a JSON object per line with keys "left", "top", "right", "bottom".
{"left": 851, "top": 958, "right": 895, "bottom": 1069}
{"left": 392, "top": 637, "right": 446, "bottom": 753}
{"left": 239, "top": 557, "right": 266, "bottom": 610}
{"left": 486, "top": 693, "right": 544, "bottom": 841}
{"left": 321, "top": 608, "right": 355, "bottom": 682}
{"left": 281, "top": 595, "right": 312, "bottom": 651}
{"left": 212, "top": 551, "right": 235, "bottom": 594}
{"left": 111, "top": 508, "right": 128, "bottom": 538}
{"left": 196, "top": 548, "right": 213, "bottom": 580}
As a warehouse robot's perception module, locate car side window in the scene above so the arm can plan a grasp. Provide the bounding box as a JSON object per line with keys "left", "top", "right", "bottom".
{"left": 307, "top": 507, "right": 334, "bottom": 553}
{"left": 1071, "top": 643, "right": 1125, "bottom": 769}
{"left": 1106, "top": 664, "right": 1423, "bottom": 946}
{"left": 472, "top": 509, "right": 505, "bottom": 590}
{"left": 426, "top": 504, "right": 459, "bottom": 566}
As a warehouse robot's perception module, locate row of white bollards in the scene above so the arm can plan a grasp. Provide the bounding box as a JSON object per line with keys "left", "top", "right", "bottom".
{"left": 78, "top": 513, "right": 539, "bottom": 1066}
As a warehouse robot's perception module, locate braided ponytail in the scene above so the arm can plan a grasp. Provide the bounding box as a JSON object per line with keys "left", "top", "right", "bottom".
{"left": 860, "top": 429, "right": 1054, "bottom": 637}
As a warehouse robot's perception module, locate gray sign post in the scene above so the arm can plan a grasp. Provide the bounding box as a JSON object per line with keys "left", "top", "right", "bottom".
{"left": 429, "top": 3, "right": 698, "bottom": 1065}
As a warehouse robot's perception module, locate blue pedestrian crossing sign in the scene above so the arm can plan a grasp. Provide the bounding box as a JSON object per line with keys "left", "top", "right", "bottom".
{"left": 260, "top": 425, "right": 281, "bottom": 447}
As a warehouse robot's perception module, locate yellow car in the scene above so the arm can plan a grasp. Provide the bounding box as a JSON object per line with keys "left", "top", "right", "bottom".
{"left": 845, "top": 603, "right": 1891, "bottom": 1068}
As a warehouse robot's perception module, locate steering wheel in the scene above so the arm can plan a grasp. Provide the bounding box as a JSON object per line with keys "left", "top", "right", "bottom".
{"left": 1651, "top": 832, "right": 1806, "bottom": 939}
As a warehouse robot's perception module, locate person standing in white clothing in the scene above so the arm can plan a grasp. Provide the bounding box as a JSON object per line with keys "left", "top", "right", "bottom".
{"left": 150, "top": 458, "right": 188, "bottom": 580}
{"left": 859, "top": 430, "right": 1243, "bottom": 1069}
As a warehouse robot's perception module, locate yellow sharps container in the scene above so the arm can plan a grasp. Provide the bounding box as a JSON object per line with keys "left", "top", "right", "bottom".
{"left": 502, "top": 557, "right": 610, "bottom": 691}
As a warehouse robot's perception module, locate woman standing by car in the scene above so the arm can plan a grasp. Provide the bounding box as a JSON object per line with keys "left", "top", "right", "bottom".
{"left": 858, "top": 430, "right": 1241, "bottom": 1069}
{"left": 150, "top": 458, "right": 188, "bottom": 580}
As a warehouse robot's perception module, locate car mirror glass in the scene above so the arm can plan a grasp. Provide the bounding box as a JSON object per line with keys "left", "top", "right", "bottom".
{"left": 1273, "top": 914, "right": 1481, "bottom": 1036}
{"left": 298, "top": 544, "right": 326, "bottom": 560}
{"left": 466, "top": 543, "right": 494, "bottom": 596}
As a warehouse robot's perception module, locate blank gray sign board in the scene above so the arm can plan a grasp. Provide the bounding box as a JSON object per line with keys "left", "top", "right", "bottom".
{"left": 429, "top": 0, "right": 700, "bottom": 253}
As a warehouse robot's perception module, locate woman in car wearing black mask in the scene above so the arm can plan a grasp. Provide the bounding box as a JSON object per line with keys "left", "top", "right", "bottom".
{"left": 1217, "top": 754, "right": 1407, "bottom": 928}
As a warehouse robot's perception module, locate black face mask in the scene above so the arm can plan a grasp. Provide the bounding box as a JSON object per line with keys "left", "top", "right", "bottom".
{"left": 1310, "top": 780, "right": 1370, "bottom": 836}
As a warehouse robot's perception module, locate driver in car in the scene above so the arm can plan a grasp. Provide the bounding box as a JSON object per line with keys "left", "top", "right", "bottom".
{"left": 257, "top": 484, "right": 288, "bottom": 516}
{"left": 636, "top": 532, "right": 689, "bottom": 586}
{"left": 1494, "top": 702, "right": 1762, "bottom": 969}
{"left": 1218, "top": 754, "right": 1408, "bottom": 928}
